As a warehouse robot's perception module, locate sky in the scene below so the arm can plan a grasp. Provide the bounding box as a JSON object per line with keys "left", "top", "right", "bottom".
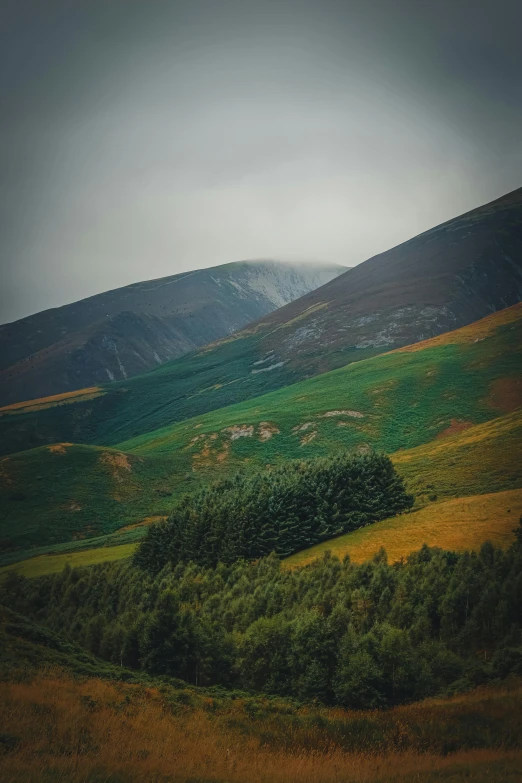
{"left": 1, "top": 0, "right": 521, "bottom": 323}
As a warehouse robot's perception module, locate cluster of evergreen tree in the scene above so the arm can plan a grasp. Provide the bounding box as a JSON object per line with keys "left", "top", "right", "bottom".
{"left": 3, "top": 525, "right": 521, "bottom": 708}
{"left": 134, "top": 451, "right": 414, "bottom": 572}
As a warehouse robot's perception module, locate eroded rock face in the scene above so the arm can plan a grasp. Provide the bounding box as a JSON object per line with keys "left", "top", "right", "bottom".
{"left": 321, "top": 410, "right": 364, "bottom": 418}
{"left": 222, "top": 425, "right": 255, "bottom": 440}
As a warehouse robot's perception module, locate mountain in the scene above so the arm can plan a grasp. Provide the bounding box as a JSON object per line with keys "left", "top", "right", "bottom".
{"left": 2, "top": 302, "right": 520, "bottom": 557}
{"left": 0, "top": 260, "right": 344, "bottom": 405}
{"left": 254, "top": 186, "right": 522, "bottom": 369}
{"left": 0, "top": 187, "right": 520, "bottom": 454}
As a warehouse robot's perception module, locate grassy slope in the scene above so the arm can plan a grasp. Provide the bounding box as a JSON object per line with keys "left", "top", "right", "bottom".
{"left": 4, "top": 411, "right": 520, "bottom": 578}
{"left": 393, "top": 409, "right": 522, "bottom": 504}
{"left": 284, "top": 489, "right": 522, "bottom": 568}
{"left": 119, "top": 304, "right": 522, "bottom": 481}
{"left": 0, "top": 443, "right": 179, "bottom": 550}
{"left": 0, "top": 386, "right": 105, "bottom": 413}
{"left": 0, "top": 329, "right": 366, "bottom": 456}
{"left": 1, "top": 304, "right": 521, "bottom": 555}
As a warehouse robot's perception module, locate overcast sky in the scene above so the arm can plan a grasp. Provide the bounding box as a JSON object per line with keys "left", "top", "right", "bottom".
{"left": 1, "top": 0, "right": 521, "bottom": 323}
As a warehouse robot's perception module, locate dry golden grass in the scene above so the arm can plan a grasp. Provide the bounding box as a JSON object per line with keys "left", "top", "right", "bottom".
{"left": 116, "top": 515, "right": 167, "bottom": 533}
{"left": 0, "top": 543, "right": 138, "bottom": 579}
{"left": 393, "top": 409, "right": 522, "bottom": 504}
{"left": 0, "top": 386, "right": 104, "bottom": 415}
{"left": 47, "top": 443, "right": 74, "bottom": 454}
{"left": 284, "top": 489, "right": 522, "bottom": 568}
{"left": 394, "top": 301, "right": 522, "bottom": 353}
{"left": 1, "top": 672, "right": 521, "bottom": 783}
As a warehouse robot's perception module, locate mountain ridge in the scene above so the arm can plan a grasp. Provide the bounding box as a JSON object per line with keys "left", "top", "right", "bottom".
{"left": 0, "top": 187, "right": 520, "bottom": 454}
{"left": 216, "top": 186, "right": 522, "bottom": 365}
{"left": 0, "top": 259, "right": 344, "bottom": 404}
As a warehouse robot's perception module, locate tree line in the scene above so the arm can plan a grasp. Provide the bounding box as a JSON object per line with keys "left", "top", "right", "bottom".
{"left": 134, "top": 451, "right": 414, "bottom": 572}
{"left": 2, "top": 525, "right": 521, "bottom": 708}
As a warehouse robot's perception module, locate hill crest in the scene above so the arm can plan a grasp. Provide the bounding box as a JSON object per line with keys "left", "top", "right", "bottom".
{"left": 0, "top": 260, "right": 343, "bottom": 404}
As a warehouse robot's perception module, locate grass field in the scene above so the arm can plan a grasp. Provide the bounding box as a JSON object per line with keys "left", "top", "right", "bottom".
{"left": 0, "top": 542, "right": 139, "bottom": 578}
{"left": 284, "top": 489, "right": 522, "bottom": 568}
{"left": 1, "top": 669, "right": 522, "bottom": 783}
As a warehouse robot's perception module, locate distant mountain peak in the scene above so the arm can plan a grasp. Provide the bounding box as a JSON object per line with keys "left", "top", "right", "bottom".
{"left": 0, "top": 259, "right": 344, "bottom": 405}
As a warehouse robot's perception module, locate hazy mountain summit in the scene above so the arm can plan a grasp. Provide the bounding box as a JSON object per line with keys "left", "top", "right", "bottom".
{"left": 239, "top": 187, "right": 522, "bottom": 373}
{"left": 0, "top": 259, "right": 344, "bottom": 404}
{"left": 0, "top": 187, "right": 520, "bottom": 457}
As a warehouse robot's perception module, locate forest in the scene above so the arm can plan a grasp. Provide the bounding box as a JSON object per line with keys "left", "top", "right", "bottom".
{"left": 2, "top": 522, "right": 521, "bottom": 709}
{"left": 134, "top": 451, "right": 414, "bottom": 572}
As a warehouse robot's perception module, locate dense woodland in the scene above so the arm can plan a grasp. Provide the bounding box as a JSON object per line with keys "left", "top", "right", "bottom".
{"left": 135, "top": 451, "right": 414, "bottom": 572}
{"left": 3, "top": 524, "right": 522, "bottom": 709}
{"left": 2, "top": 451, "right": 520, "bottom": 711}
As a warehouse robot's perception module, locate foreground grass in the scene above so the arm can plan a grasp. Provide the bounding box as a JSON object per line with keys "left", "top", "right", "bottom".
{"left": 1, "top": 672, "right": 521, "bottom": 783}
{"left": 285, "top": 489, "right": 522, "bottom": 567}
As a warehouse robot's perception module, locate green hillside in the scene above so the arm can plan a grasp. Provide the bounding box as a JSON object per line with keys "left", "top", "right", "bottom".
{"left": 0, "top": 444, "right": 177, "bottom": 552}
{"left": 3, "top": 407, "right": 520, "bottom": 577}
{"left": 120, "top": 303, "right": 522, "bottom": 470}
{"left": 1, "top": 187, "right": 521, "bottom": 458}
{"left": 0, "top": 330, "right": 329, "bottom": 456}
{"left": 1, "top": 304, "right": 521, "bottom": 561}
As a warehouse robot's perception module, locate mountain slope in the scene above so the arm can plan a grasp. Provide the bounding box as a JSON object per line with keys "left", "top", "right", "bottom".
{"left": 0, "top": 188, "right": 520, "bottom": 453}
{"left": 2, "top": 303, "right": 521, "bottom": 556}
{"left": 0, "top": 260, "right": 343, "bottom": 404}
{"left": 118, "top": 303, "right": 522, "bottom": 488}
{"left": 256, "top": 186, "right": 522, "bottom": 367}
